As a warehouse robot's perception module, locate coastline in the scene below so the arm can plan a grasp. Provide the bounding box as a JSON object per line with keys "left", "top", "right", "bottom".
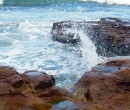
{"left": 0, "top": 17, "right": 130, "bottom": 110}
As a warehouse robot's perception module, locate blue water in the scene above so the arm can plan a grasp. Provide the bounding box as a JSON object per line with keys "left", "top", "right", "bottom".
{"left": 0, "top": 1, "right": 130, "bottom": 88}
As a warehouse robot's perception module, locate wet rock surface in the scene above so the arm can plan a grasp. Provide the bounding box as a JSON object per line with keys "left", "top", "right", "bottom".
{"left": 88, "top": 18, "right": 130, "bottom": 56}
{"left": 51, "top": 21, "right": 81, "bottom": 44}
{"left": 51, "top": 17, "right": 130, "bottom": 56}
{"left": 1, "top": 17, "right": 130, "bottom": 110}
{"left": 0, "top": 67, "right": 69, "bottom": 110}
{"left": 0, "top": 66, "right": 18, "bottom": 79}
{"left": 73, "top": 57, "right": 130, "bottom": 110}
{"left": 0, "top": 59, "right": 130, "bottom": 110}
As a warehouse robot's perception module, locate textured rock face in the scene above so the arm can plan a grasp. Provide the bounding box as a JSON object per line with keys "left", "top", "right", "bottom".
{"left": 73, "top": 58, "right": 130, "bottom": 110}
{"left": 23, "top": 70, "right": 54, "bottom": 90}
{"left": 88, "top": 18, "right": 130, "bottom": 56}
{"left": 51, "top": 21, "right": 81, "bottom": 44}
{"left": 51, "top": 18, "right": 130, "bottom": 56}
{"left": 1, "top": 61, "right": 130, "bottom": 110}
{"left": 0, "top": 67, "right": 68, "bottom": 110}
{"left": 0, "top": 66, "right": 18, "bottom": 79}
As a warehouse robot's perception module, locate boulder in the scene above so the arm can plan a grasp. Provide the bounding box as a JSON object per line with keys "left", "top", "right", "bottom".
{"left": 0, "top": 66, "right": 18, "bottom": 96}
{"left": 23, "top": 70, "right": 55, "bottom": 90}
{"left": 0, "top": 66, "right": 18, "bottom": 79}
{"left": 0, "top": 67, "right": 69, "bottom": 110}
{"left": 73, "top": 57, "right": 130, "bottom": 110}
{"left": 51, "top": 18, "right": 130, "bottom": 56}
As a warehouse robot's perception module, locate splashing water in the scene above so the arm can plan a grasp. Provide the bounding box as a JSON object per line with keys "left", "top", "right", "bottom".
{"left": 0, "top": 2, "right": 130, "bottom": 88}
{"left": 0, "top": 20, "right": 101, "bottom": 89}
{"left": 65, "top": 27, "right": 102, "bottom": 70}
{"left": 0, "top": 0, "right": 3, "bottom": 4}
{"left": 80, "top": 0, "right": 130, "bottom": 5}
{"left": 78, "top": 30, "right": 101, "bottom": 70}
{"left": 0, "top": 2, "right": 129, "bottom": 109}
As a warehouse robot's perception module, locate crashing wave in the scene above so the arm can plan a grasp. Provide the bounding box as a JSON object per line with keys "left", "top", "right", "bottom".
{"left": 80, "top": 0, "right": 130, "bottom": 5}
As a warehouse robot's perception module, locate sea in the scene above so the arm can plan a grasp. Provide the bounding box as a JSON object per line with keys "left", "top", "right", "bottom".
{"left": 0, "top": 0, "right": 130, "bottom": 89}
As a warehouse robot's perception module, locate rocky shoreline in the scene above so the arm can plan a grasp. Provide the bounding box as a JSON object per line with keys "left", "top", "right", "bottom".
{"left": 1, "top": 58, "right": 130, "bottom": 110}
{"left": 51, "top": 17, "right": 130, "bottom": 56}
{"left": 73, "top": 57, "right": 130, "bottom": 110}
{"left": 0, "top": 17, "right": 130, "bottom": 110}
{"left": 0, "top": 66, "right": 70, "bottom": 110}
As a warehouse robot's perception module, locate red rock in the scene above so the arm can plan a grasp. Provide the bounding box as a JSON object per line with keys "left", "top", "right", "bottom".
{"left": 73, "top": 58, "right": 130, "bottom": 110}
{"left": 0, "top": 81, "right": 12, "bottom": 96}
{"left": 23, "top": 70, "right": 55, "bottom": 90}
{"left": 0, "top": 66, "right": 19, "bottom": 96}
{"left": 0, "top": 67, "right": 68, "bottom": 110}
{"left": 9, "top": 74, "right": 24, "bottom": 88}
{"left": 0, "top": 66, "right": 18, "bottom": 79}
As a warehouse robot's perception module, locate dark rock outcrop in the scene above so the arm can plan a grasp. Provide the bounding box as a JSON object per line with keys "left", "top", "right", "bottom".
{"left": 51, "top": 18, "right": 130, "bottom": 56}
{"left": 88, "top": 18, "right": 130, "bottom": 56}
{"left": 0, "top": 67, "right": 69, "bottom": 110}
{"left": 51, "top": 21, "right": 81, "bottom": 44}
{"left": 73, "top": 57, "right": 130, "bottom": 110}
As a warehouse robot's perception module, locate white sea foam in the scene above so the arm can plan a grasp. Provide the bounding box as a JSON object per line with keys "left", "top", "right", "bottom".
{"left": 66, "top": 28, "right": 102, "bottom": 70}
{"left": 0, "top": 0, "right": 3, "bottom": 4}
{"left": 80, "top": 0, "right": 130, "bottom": 5}
{"left": 18, "top": 20, "right": 52, "bottom": 36}
{"left": 78, "top": 30, "right": 102, "bottom": 70}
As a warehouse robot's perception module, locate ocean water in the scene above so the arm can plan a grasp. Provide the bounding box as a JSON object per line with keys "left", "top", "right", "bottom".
{"left": 0, "top": 0, "right": 130, "bottom": 89}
